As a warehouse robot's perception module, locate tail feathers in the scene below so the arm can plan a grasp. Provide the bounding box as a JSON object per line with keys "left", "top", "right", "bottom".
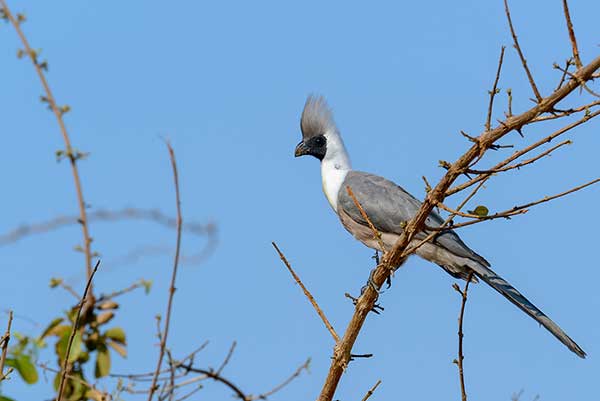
{"left": 469, "top": 263, "right": 586, "bottom": 358}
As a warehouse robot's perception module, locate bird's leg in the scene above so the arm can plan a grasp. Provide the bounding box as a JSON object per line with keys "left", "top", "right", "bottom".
{"left": 345, "top": 292, "right": 384, "bottom": 314}
{"left": 372, "top": 250, "right": 392, "bottom": 289}
{"left": 372, "top": 250, "right": 380, "bottom": 266}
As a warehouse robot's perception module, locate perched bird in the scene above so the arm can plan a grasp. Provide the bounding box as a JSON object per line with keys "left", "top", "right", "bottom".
{"left": 294, "top": 95, "right": 585, "bottom": 358}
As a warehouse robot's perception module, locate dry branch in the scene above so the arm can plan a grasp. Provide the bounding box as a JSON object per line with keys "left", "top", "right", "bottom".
{"left": 453, "top": 272, "right": 474, "bottom": 401}
{"left": 0, "top": 310, "right": 14, "bottom": 381}
{"left": 273, "top": 242, "right": 340, "bottom": 343}
{"left": 147, "top": 142, "right": 184, "bottom": 401}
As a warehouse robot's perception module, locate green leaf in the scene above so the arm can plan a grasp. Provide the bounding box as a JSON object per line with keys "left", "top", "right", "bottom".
{"left": 14, "top": 354, "right": 38, "bottom": 384}
{"left": 56, "top": 331, "right": 82, "bottom": 364}
{"left": 472, "top": 205, "right": 489, "bottom": 217}
{"left": 39, "top": 317, "right": 64, "bottom": 339}
{"left": 104, "top": 327, "right": 126, "bottom": 344}
{"left": 0, "top": 396, "right": 17, "bottom": 401}
{"left": 95, "top": 345, "right": 111, "bottom": 378}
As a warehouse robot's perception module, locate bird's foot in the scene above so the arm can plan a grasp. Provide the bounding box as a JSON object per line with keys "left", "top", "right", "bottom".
{"left": 344, "top": 292, "right": 384, "bottom": 314}
{"left": 372, "top": 250, "right": 380, "bottom": 266}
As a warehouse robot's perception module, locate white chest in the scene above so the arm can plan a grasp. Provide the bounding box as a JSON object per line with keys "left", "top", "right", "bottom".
{"left": 321, "top": 161, "right": 349, "bottom": 212}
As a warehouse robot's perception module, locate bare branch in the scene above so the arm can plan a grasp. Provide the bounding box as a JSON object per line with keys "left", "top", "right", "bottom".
{"left": 272, "top": 242, "right": 340, "bottom": 343}
{"left": 504, "top": 0, "right": 543, "bottom": 102}
{"left": 57, "top": 260, "right": 101, "bottom": 401}
{"left": 562, "top": 0, "right": 583, "bottom": 69}
{"left": 256, "top": 358, "right": 311, "bottom": 400}
{"left": 360, "top": 379, "right": 382, "bottom": 401}
{"left": 485, "top": 47, "right": 506, "bottom": 132}
{"left": 453, "top": 272, "right": 474, "bottom": 401}
{"left": 147, "top": 142, "right": 184, "bottom": 401}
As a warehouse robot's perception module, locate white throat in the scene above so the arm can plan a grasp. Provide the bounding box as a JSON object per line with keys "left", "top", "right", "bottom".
{"left": 320, "top": 130, "right": 352, "bottom": 212}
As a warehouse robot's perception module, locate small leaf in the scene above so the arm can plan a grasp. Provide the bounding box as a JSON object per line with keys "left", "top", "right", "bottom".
{"left": 0, "top": 396, "right": 18, "bottom": 401}
{"left": 97, "top": 300, "right": 119, "bottom": 310}
{"left": 108, "top": 340, "right": 127, "bottom": 358}
{"left": 39, "top": 317, "right": 64, "bottom": 339}
{"left": 95, "top": 345, "right": 111, "bottom": 378}
{"left": 96, "top": 311, "right": 114, "bottom": 326}
{"left": 14, "top": 354, "right": 38, "bottom": 384}
{"left": 141, "top": 279, "right": 153, "bottom": 295}
{"left": 85, "top": 389, "right": 106, "bottom": 401}
{"left": 49, "top": 277, "right": 63, "bottom": 288}
{"left": 105, "top": 327, "right": 126, "bottom": 344}
{"left": 472, "top": 205, "right": 489, "bottom": 217}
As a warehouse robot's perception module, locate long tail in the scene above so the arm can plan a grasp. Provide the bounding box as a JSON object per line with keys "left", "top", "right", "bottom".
{"left": 469, "top": 262, "right": 586, "bottom": 358}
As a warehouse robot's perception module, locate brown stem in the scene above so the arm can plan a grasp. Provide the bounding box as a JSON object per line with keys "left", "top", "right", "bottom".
{"left": 0, "top": 311, "right": 14, "bottom": 381}
{"left": 485, "top": 47, "right": 506, "bottom": 132}
{"left": 147, "top": 142, "right": 184, "bottom": 401}
{"left": 454, "top": 271, "right": 474, "bottom": 401}
{"left": 562, "top": 0, "right": 583, "bottom": 69}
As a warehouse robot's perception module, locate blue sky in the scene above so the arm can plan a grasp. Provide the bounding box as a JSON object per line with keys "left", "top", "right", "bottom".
{"left": 1, "top": 1, "right": 599, "bottom": 400}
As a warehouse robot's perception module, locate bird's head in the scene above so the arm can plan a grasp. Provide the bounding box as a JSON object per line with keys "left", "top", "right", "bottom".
{"left": 295, "top": 95, "right": 336, "bottom": 161}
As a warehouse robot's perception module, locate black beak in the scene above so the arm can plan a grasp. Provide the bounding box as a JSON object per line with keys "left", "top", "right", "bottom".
{"left": 294, "top": 141, "right": 310, "bottom": 157}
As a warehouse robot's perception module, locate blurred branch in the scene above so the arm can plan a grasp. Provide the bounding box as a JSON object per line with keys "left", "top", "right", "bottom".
{"left": 148, "top": 142, "right": 183, "bottom": 401}
{"left": 562, "top": 0, "right": 583, "bottom": 69}
{"left": 272, "top": 242, "right": 340, "bottom": 343}
{"left": 485, "top": 46, "right": 506, "bottom": 132}
{"left": 0, "top": 207, "right": 216, "bottom": 246}
{"left": 0, "top": 0, "right": 94, "bottom": 284}
{"left": 0, "top": 310, "right": 14, "bottom": 381}
{"left": 57, "top": 260, "right": 101, "bottom": 401}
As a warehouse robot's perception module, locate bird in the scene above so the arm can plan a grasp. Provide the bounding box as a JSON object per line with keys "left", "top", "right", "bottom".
{"left": 294, "top": 95, "right": 586, "bottom": 358}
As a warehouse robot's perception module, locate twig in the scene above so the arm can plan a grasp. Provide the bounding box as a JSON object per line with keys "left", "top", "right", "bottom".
{"left": 39, "top": 362, "right": 111, "bottom": 401}
{"left": 256, "top": 358, "right": 311, "bottom": 399}
{"left": 504, "top": 0, "right": 542, "bottom": 102}
{"left": 0, "top": 0, "right": 94, "bottom": 284}
{"left": 0, "top": 310, "right": 14, "bottom": 381}
{"left": 562, "top": 0, "right": 583, "bottom": 69}
{"left": 215, "top": 341, "right": 236, "bottom": 376}
{"left": 360, "top": 379, "right": 382, "bottom": 401}
{"left": 178, "top": 364, "right": 249, "bottom": 401}
{"left": 447, "top": 108, "right": 600, "bottom": 196}
{"left": 57, "top": 260, "right": 101, "bottom": 401}
{"left": 453, "top": 272, "right": 474, "bottom": 401}
{"left": 346, "top": 186, "right": 387, "bottom": 254}
{"left": 97, "top": 279, "right": 148, "bottom": 302}
{"left": 485, "top": 47, "right": 506, "bottom": 132}
{"left": 147, "top": 142, "right": 184, "bottom": 401}
{"left": 272, "top": 242, "right": 340, "bottom": 343}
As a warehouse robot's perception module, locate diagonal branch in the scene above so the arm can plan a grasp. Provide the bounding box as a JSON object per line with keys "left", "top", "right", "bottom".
{"left": 485, "top": 46, "right": 506, "bottom": 132}
{"left": 0, "top": 310, "right": 14, "bottom": 382}
{"left": 273, "top": 242, "right": 340, "bottom": 343}
{"left": 562, "top": 0, "right": 583, "bottom": 69}
{"left": 504, "top": 0, "right": 542, "bottom": 102}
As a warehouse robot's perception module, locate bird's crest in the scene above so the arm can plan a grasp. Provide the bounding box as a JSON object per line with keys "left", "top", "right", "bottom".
{"left": 300, "top": 95, "right": 337, "bottom": 139}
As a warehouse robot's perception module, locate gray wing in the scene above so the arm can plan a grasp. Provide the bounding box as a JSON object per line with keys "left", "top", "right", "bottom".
{"left": 338, "top": 171, "right": 489, "bottom": 267}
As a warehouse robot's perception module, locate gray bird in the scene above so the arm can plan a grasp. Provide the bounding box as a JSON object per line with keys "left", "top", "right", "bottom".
{"left": 294, "top": 95, "right": 585, "bottom": 358}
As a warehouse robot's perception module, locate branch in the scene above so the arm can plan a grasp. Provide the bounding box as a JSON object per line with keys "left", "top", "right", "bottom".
{"left": 147, "top": 142, "right": 184, "bottom": 401}
{"left": 504, "top": 0, "right": 542, "bottom": 102}
{"left": 562, "top": 0, "right": 583, "bottom": 69}
{"left": 346, "top": 186, "right": 387, "bottom": 253}
{"left": 360, "top": 380, "right": 382, "bottom": 401}
{"left": 256, "top": 358, "right": 311, "bottom": 399}
{"left": 453, "top": 272, "right": 474, "bottom": 401}
{"left": 317, "top": 52, "right": 600, "bottom": 401}
{"left": 0, "top": 310, "right": 13, "bottom": 381}
{"left": 485, "top": 47, "right": 506, "bottom": 132}
{"left": 0, "top": 0, "right": 94, "bottom": 284}
{"left": 272, "top": 242, "right": 340, "bottom": 343}
{"left": 57, "top": 260, "right": 101, "bottom": 401}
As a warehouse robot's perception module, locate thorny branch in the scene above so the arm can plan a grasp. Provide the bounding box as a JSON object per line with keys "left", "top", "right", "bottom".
{"left": 346, "top": 186, "right": 387, "bottom": 253}
{"left": 562, "top": 0, "right": 583, "bottom": 69}
{"left": 0, "top": 0, "right": 94, "bottom": 286}
{"left": 147, "top": 142, "right": 184, "bottom": 401}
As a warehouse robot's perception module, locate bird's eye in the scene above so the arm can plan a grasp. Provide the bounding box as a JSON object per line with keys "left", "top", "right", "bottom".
{"left": 314, "top": 136, "right": 325, "bottom": 146}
